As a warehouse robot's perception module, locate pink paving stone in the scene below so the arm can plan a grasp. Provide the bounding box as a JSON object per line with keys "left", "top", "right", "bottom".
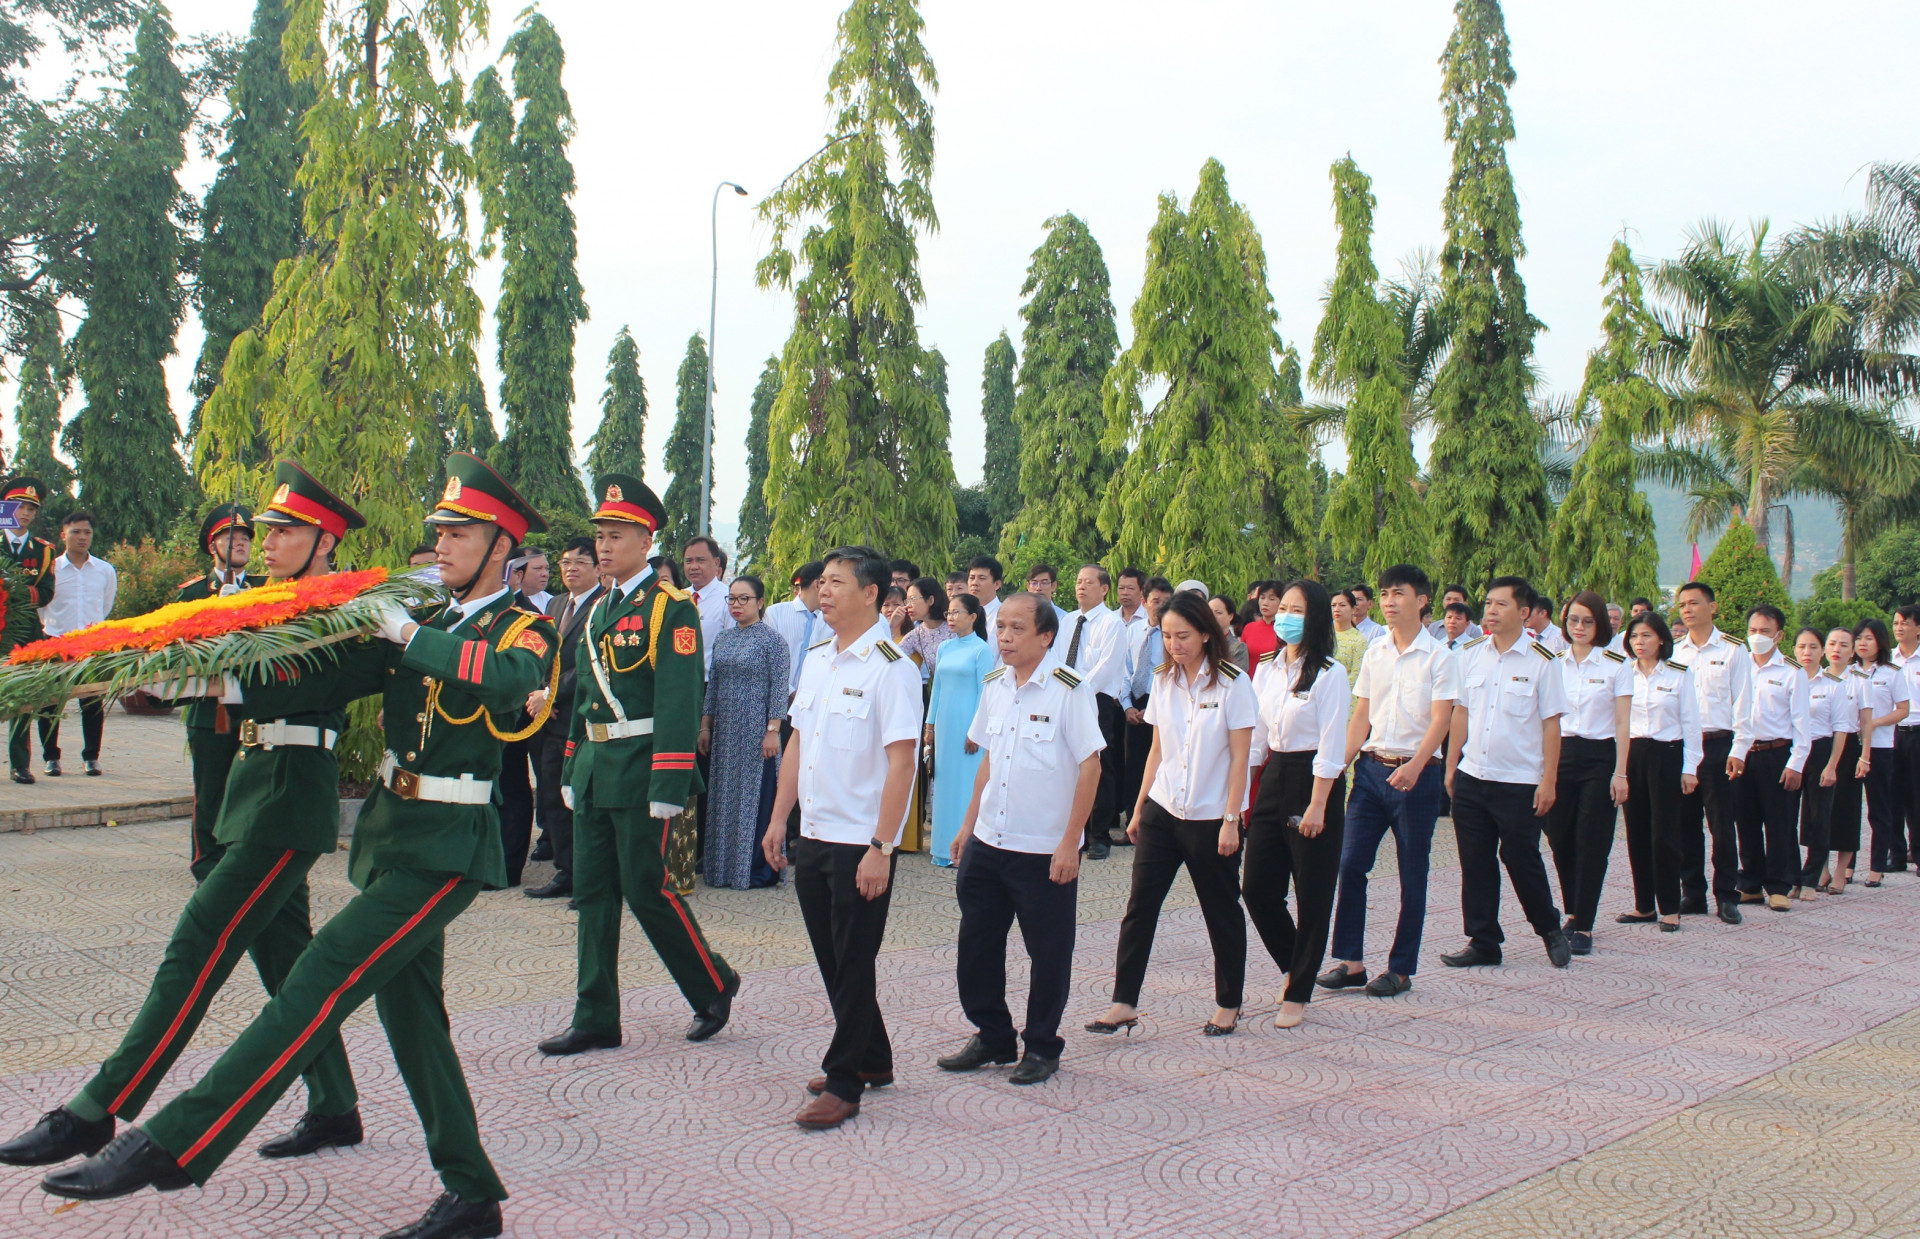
{"left": 8, "top": 861, "right": 1920, "bottom": 1236}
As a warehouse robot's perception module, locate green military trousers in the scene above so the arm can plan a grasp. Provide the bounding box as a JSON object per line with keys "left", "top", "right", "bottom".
{"left": 144, "top": 868, "right": 505, "bottom": 1203}
{"left": 185, "top": 726, "right": 242, "bottom": 881}
{"left": 71, "top": 844, "right": 357, "bottom": 1125}
{"left": 571, "top": 806, "right": 736, "bottom": 1035}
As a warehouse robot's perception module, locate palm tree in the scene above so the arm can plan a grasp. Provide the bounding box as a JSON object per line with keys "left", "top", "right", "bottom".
{"left": 1789, "top": 407, "right": 1920, "bottom": 598}
{"left": 1792, "top": 161, "right": 1920, "bottom": 371}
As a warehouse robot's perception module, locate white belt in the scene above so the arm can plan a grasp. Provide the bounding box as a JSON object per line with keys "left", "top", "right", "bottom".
{"left": 586, "top": 717, "right": 654, "bottom": 743}
{"left": 238, "top": 719, "right": 339, "bottom": 750}
{"left": 377, "top": 752, "right": 494, "bottom": 805}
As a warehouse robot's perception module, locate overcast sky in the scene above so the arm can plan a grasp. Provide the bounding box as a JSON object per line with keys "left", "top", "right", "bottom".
{"left": 10, "top": 1, "right": 1917, "bottom": 537}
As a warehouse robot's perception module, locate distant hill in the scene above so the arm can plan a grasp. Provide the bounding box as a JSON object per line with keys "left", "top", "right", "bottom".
{"left": 1644, "top": 481, "right": 1840, "bottom": 597}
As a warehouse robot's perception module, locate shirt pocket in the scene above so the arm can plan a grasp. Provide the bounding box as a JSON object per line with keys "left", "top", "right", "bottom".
{"left": 1501, "top": 675, "right": 1538, "bottom": 717}
{"left": 824, "top": 693, "right": 872, "bottom": 749}
{"left": 1015, "top": 717, "right": 1060, "bottom": 771}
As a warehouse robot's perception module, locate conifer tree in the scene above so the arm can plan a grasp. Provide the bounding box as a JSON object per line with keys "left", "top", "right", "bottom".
{"left": 999, "top": 214, "right": 1120, "bottom": 567}
{"left": 756, "top": 0, "right": 955, "bottom": 577}
{"left": 736, "top": 356, "right": 781, "bottom": 574}
{"left": 1424, "top": 0, "right": 1551, "bottom": 585}
{"left": 473, "top": 13, "right": 588, "bottom": 517}
{"left": 585, "top": 326, "right": 646, "bottom": 481}
{"left": 449, "top": 368, "right": 497, "bottom": 458}
{"left": 1100, "top": 159, "right": 1313, "bottom": 589}
{"left": 188, "top": 0, "right": 312, "bottom": 447}
{"left": 1314, "top": 158, "right": 1428, "bottom": 581}
{"left": 1546, "top": 241, "right": 1662, "bottom": 603}
{"left": 9, "top": 304, "right": 73, "bottom": 508}
{"left": 660, "top": 332, "right": 710, "bottom": 557}
{"left": 980, "top": 330, "right": 1019, "bottom": 540}
{"left": 198, "top": 0, "right": 490, "bottom": 561}
{"left": 69, "top": 9, "right": 194, "bottom": 543}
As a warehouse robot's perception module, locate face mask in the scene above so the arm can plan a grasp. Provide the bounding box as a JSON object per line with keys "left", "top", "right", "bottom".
{"left": 1749, "top": 633, "right": 1775, "bottom": 657}
{"left": 1275, "top": 613, "right": 1306, "bottom": 645}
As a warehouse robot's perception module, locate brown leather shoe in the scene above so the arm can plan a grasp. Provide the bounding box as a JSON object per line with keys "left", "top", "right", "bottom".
{"left": 794, "top": 1092, "right": 859, "bottom": 1130}
{"left": 806, "top": 1071, "right": 893, "bottom": 1096}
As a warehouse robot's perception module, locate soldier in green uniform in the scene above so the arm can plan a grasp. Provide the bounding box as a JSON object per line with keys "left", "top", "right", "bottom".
{"left": 537, "top": 473, "right": 741, "bottom": 1057}
{"left": 0, "top": 463, "right": 363, "bottom": 1172}
{"left": 39, "top": 452, "right": 557, "bottom": 1239}
{"left": 173, "top": 503, "right": 268, "bottom": 880}
{"left": 3, "top": 475, "right": 59, "bottom": 784}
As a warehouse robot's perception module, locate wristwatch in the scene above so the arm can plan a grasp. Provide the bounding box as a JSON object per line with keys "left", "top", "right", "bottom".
{"left": 1222, "top": 812, "right": 1244, "bottom": 828}
{"left": 869, "top": 836, "right": 896, "bottom": 857}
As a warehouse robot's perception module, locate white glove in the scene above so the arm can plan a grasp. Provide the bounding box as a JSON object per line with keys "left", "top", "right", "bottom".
{"left": 371, "top": 600, "right": 413, "bottom": 646}
{"left": 561, "top": 786, "right": 575, "bottom": 810}
{"left": 650, "top": 801, "right": 682, "bottom": 821}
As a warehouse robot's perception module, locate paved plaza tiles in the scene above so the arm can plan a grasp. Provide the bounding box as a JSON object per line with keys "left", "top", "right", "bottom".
{"left": 3, "top": 819, "right": 1920, "bottom": 1237}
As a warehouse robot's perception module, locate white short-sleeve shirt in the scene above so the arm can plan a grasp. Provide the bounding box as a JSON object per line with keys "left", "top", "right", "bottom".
{"left": 1855, "top": 662, "right": 1911, "bottom": 750}
{"left": 1455, "top": 635, "right": 1568, "bottom": 785}
{"left": 967, "top": 665, "right": 1106, "bottom": 852}
{"left": 1353, "top": 627, "right": 1459, "bottom": 757}
{"left": 1742, "top": 651, "right": 1812, "bottom": 772}
{"left": 789, "top": 619, "right": 925, "bottom": 845}
{"left": 1805, "top": 668, "right": 1845, "bottom": 741}
{"left": 1629, "top": 658, "right": 1703, "bottom": 777}
{"left": 1251, "top": 652, "right": 1351, "bottom": 780}
{"left": 1143, "top": 662, "right": 1259, "bottom": 820}
{"left": 1556, "top": 646, "right": 1633, "bottom": 740}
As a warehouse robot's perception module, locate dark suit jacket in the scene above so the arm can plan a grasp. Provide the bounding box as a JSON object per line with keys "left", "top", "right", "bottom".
{"left": 542, "top": 585, "right": 604, "bottom": 737}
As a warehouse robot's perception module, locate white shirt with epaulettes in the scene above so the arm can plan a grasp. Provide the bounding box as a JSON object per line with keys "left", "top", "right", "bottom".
{"left": 1744, "top": 649, "right": 1812, "bottom": 773}
{"left": 1249, "top": 649, "right": 1350, "bottom": 780}
{"left": 1672, "top": 628, "right": 1754, "bottom": 749}
{"left": 1628, "top": 657, "right": 1703, "bottom": 776}
{"left": 1143, "top": 659, "right": 1259, "bottom": 820}
{"left": 1556, "top": 645, "right": 1633, "bottom": 740}
{"left": 1454, "top": 634, "right": 1568, "bottom": 786}
{"left": 1854, "top": 661, "right": 1911, "bottom": 751}
{"left": 967, "top": 663, "right": 1106, "bottom": 852}
{"left": 1804, "top": 668, "right": 1847, "bottom": 741}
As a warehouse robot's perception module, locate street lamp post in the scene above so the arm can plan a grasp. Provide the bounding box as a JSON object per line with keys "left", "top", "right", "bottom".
{"left": 702, "top": 180, "right": 749, "bottom": 537}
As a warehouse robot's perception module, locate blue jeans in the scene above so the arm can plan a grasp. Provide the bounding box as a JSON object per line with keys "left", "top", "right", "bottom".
{"left": 1330, "top": 754, "right": 1443, "bottom": 977}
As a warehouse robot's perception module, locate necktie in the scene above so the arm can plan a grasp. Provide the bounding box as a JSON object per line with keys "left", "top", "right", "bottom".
{"left": 559, "top": 596, "right": 577, "bottom": 632}
{"left": 1067, "top": 615, "right": 1087, "bottom": 668}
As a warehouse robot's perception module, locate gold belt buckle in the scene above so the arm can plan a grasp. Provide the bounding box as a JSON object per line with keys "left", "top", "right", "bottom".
{"left": 389, "top": 768, "right": 421, "bottom": 800}
{"left": 238, "top": 719, "right": 260, "bottom": 746}
{"left": 587, "top": 722, "right": 609, "bottom": 743}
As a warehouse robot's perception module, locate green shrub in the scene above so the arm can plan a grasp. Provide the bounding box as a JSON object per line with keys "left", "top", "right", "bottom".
{"left": 1858, "top": 525, "right": 1920, "bottom": 612}
{"left": 1797, "top": 596, "right": 1887, "bottom": 638}
{"left": 106, "top": 537, "right": 205, "bottom": 620}
{"left": 1697, "top": 521, "right": 1790, "bottom": 636}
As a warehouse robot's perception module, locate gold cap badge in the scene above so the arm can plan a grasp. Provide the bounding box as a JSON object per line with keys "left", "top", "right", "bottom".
{"left": 272, "top": 483, "right": 291, "bottom": 504}
{"left": 444, "top": 477, "right": 462, "bottom": 501}
{"left": 605, "top": 484, "right": 624, "bottom": 503}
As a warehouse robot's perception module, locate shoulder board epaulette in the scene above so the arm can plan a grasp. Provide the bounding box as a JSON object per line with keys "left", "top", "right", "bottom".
{"left": 875, "top": 640, "right": 902, "bottom": 663}
{"left": 808, "top": 635, "right": 833, "bottom": 649}
{"left": 653, "top": 579, "right": 690, "bottom": 602}
{"left": 983, "top": 665, "right": 1007, "bottom": 683}
{"left": 1324, "top": 657, "right": 1337, "bottom": 670}
{"left": 1823, "top": 669, "right": 1845, "bottom": 682}
{"left": 1217, "top": 660, "right": 1244, "bottom": 680}
{"left": 1463, "top": 635, "right": 1489, "bottom": 649}
{"left": 1257, "top": 649, "right": 1278, "bottom": 666}
{"left": 176, "top": 574, "right": 205, "bottom": 590}
{"left": 1052, "top": 667, "right": 1083, "bottom": 689}
{"left": 1155, "top": 660, "right": 1173, "bottom": 676}
{"left": 1724, "top": 632, "right": 1748, "bottom": 648}
{"left": 1531, "top": 641, "right": 1557, "bottom": 660}
{"left": 1601, "top": 648, "right": 1626, "bottom": 663}
{"left": 1851, "top": 666, "right": 1871, "bottom": 678}
{"left": 1667, "top": 659, "right": 1689, "bottom": 673}
{"left": 509, "top": 605, "right": 544, "bottom": 620}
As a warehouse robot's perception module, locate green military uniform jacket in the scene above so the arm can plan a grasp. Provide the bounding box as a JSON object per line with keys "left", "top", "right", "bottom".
{"left": 173, "top": 572, "right": 266, "bottom": 732}
{"left": 562, "top": 568, "right": 705, "bottom": 810}
{"left": 222, "top": 641, "right": 369, "bottom": 856}
{"left": 1, "top": 531, "right": 56, "bottom": 645}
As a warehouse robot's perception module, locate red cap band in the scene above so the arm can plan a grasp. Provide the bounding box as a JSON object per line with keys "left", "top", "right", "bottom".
{"left": 591, "top": 499, "right": 658, "bottom": 531}
{"left": 267, "top": 491, "right": 349, "bottom": 540}
{"left": 434, "top": 488, "right": 529, "bottom": 542}
{"left": 3, "top": 483, "right": 41, "bottom": 503}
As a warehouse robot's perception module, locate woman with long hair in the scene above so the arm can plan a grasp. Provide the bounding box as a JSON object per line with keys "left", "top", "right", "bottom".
{"left": 1819, "top": 627, "right": 1864, "bottom": 893}
{"left": 1853, "top": 618, "right": 1909, "bottom": 884}
{"left": 1543, "top": 592, "right": 1632, "bottom": 955}
{"left": 1617, "top": 612, "right": 1700, "bottom": 931}
{"left": 1210, "top": 594, "right": 1253, "bottom": 673}
{"left": 1243, "top": 579, "right": 1350, "bottom": 1029}
{"left": 926, "top": 593, "right": 992, "bottom": 866}
{"left": 1793, "top": 627, "right": 1845, "bottom": 901}
{"left": 1089, "top": 590, "right": 1256, "bottom": 1037}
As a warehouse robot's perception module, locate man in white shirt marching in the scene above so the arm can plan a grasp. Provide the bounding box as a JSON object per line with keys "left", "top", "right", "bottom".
{"left": 764, "top": 546, "right": 923, "bottom": 1131}
{"left": 1672, "top": 581, "right": 1755, "bottom": 924}
{"left": 1889, "top": 605, "right": 1920, "bottom": 872}
{"left": 1060, "top": 565, "right": 1126, "bottom": 857}
{"left": 1443, "top": 577, "right": 1573, "bottom": 970}
{"left": 939, "top": 593, "right": 1103, "bottom": 1087}
{"left": 1319, "top": 564, "right": 1457, "bottom": 999}
{"left": 39, "top": 510, "right": 118, "bottom": 776}
{"left": 1733, "top": 604, "right": 1811, "bottom": 912}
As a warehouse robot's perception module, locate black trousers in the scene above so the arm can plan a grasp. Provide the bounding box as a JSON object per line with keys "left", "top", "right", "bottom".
{"left": 957, "top": 839, "right": 1077, "bottom": 1060}
{"left": 1735, "top": 744, "right": 1801, "bottom": 896}
{"left": 1623, "top": 738, "right": 1686, "bottom": 916}
{"left": 498, "top": 737, "right": 534, "bottom": 885}
{"left": 1088, "top": 694, "right": 1124, "bottom": 843}
{"left": 1865, "top": 743, "right": 1902, "bottom": 873}
{"left": 1680, "top": 731, "right": 1740, "bottom": 904}
{"left": 1829, "top": 732, "right": 1864, "bottom": 854}
{"left": 1451, "top": 771, "right": 1562, "bottom": 954}
{"left": 1798, "top": 736, "right": 1837, "bottom": 888}
{"left": 8, "top": 706, "right": 58, "bottom": 771}
{"left": 795, "top": 838, "right": 894, "bottom": 1102}
{"left": 1110, "top": 800, "right": 1246, "bottom": 1009}
{"left": 1121, "top": 698, "right": 1152, "bottom": 820}
{"left": 1242, "top": 753, "right": 1344, "bottom": 1004}
{"left": 533, "top": 727, "right": 574, "bottom": 879}
{"left": 1897, "top": 727, "right": 1920, "bottom": 867}
{"left": 41, "top": 697, "right": 106, "bottom": 763}
{"left": 1543, "top": 737, "right": 1617, "bottom": 932}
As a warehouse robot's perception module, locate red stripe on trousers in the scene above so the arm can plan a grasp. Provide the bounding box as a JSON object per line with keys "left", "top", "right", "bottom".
{"left": 177, "top": 876, "right": 462, "bottom": 1167}
{"left": 657, "top": 825, "right": 723, "bottom": 991}
{"left": 109, "top": 850, "right": 297, "bottom": 1113}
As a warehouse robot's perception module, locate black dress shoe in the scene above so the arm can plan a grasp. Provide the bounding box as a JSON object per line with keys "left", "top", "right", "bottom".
{"left": 1364, "top": 971, "right": 1411, "bottom": 997}
{"left": 524, "top": 875, "right": 572, "bottom": 899}
{"left": 1569, "top": 931, "right": 1593, "bottom": 956}
{"left": 1440, "top": 943, "right": 1503, "bottom": 968}
{"left": 1087, "top": 834, "right": 1112, "bottom": 860}
{"left": 1717, "top": 900, "right": 1743, "bottom": 926}
{"left": 1615, "top": 910, "right": 1657, "bottom": 924}
{"left": 258, "top": 1108, "right": 363, "bottom": 1159}
{"left": 11, "top": 767, "right": 34, "bottom": 784}
{"left": 0, "top": 1107, "right": 114, "bottom": 1167}
{"left": 1008, "top": 1054, "right": 1060, "bottom": 1085}
{"left": 1679, "top": 896, "right": 1709, "bottom": 916}
{"left": 1315, "top": 964, "right": 1367, "bottom": 990}
{"left": 686, "top": 973, "right": 742, "bottom": 1042}
{"left": 537, "top": 1028, "right": 622, "bottom": 1056}
{"left": 936, "top": 1035, "right": 1018, "bottom": 1072}
{"left": 1543, "top": 930, "right": 1573, "bottom": 968}
{"left": 41, "top": 1129, "right": 191, "bottom": 1200}
{"left": 529, "top": 836, "right": 554, "bottom": 862}
{"left": 379, "top": 1191, "right": 504, "bottom": 1239}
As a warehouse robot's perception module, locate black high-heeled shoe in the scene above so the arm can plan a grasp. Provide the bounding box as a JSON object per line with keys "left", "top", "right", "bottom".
{"left": 1203, "top": 1008, "right": 1242, "bottom": 1037}
{"left": 1084, "top": 1016, "right": 1139, "bottom": 1036}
